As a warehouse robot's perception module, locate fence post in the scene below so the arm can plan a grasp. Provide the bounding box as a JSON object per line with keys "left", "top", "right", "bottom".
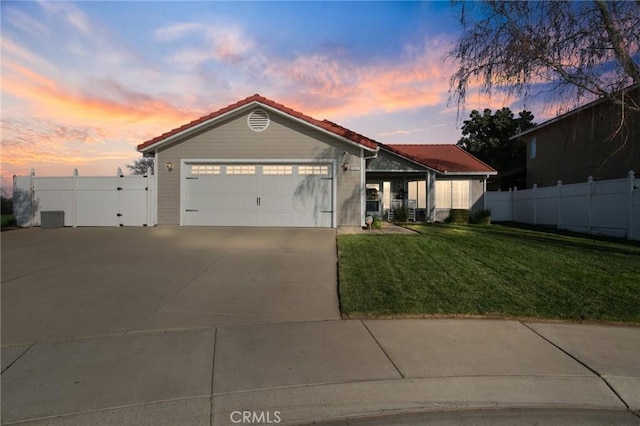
{"left": 73, "top": 168, "right": 79, "bottom": 227}
{"left": 29, "top": 168, "right": 35, "bottom": 227}
{"left": 508, "top": 188, "right": 512, "bottom": 221}
{"left": 117, "top": 168, "right": 123, "bottom": 227}
{"left": 587, "top": 176, "right": 593, "bottom": 235}
{"left": 556, "top": 180, "right": 562, "bottom": 230}
{"left": 513, "top": 187, "right": 518, "bottom": 222}
{"left": 146, "top": 167, "right": 153, "bottom": 226}
{"left": 628, "top": 170, "right": 636, "bottom": 240}
{"left": 532, "top": 184, "right": 537, "bottom": 225}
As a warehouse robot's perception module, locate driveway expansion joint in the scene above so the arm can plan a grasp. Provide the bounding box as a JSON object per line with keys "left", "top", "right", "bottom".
{"left": 209, "top": 327, "right": 217, "bottom": 426}
{"left": 360, "top": 320, "right": 405, "bottom": 379}
{"left": 520, "top": 322, "right": 631, "bottom": 410}
{"left": 0, "top": 344, "right": 33, "bottom": 375}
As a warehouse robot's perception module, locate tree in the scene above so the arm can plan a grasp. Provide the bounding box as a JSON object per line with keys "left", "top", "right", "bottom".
{"left": 456, "top": 107, "right": 535, "bottom": 173}
{"left": 126, "top": 157, "right": 154, "bottom": 175}
{"left": 449, "top": 1, "right": 640, "bottom": 120}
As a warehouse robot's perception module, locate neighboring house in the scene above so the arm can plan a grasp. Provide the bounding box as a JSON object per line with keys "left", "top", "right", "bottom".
{"left": 137, "top": 94, "right": 496, "bottom": 228}
{"left": 514, "top": 85, "right": 640, "bottom": 188}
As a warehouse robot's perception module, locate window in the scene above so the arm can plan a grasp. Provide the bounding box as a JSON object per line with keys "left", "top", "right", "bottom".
{"left": 365, "top": 184, "right": 380, "bottom": 212}
{"left": 451, "top": 181, "right": 470, "bottom": 208}
{"left": 263, "top": 165, "right": 292, "bottom": 175}
{"left": 298, "top": 165, "right": 329, "bottom": 175}
{"left": 435, "top": 181, "right": 452, "bottom": 209}
{"left": 226, "top": 165, "right": 256, "bottom": 175}
{"left": 408, "top": 180, "right": 427, "bottom": 209}
{"left": 382, "top": 181, "right": 391, "bottom": 210}
{"left": 435, "top": 180, "right": 470, "bottom": 209}
{"left": 191, "top": 165, "right": 220, "bottom": 175}
{"left": 530, "top": 137, "right": 537, "bottom": 159}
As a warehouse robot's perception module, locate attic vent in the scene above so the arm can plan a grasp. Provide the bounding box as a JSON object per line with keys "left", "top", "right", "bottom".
{"left": 247, "top": 109, "right": 270, "bottom": 132}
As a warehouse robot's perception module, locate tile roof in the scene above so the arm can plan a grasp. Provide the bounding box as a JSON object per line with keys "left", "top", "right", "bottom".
{"left": 382, "top": 144, "right": 497, "bottom": 174}
{"left": 137, "top": 94, "right": 379, "bottom": 152}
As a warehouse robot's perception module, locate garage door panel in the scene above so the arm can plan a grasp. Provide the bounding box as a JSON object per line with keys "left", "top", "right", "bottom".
{"left": 184, "top": 163, "right": 333, "bottom": 227}
{"left": 295, "top": 212, "right": 332, "bottom": 228}
{"left": 216, "top": 210, "right": 259, "bottom": 227}
{"left": 224, "top": 178, "right": 258, "bottom": 195}
{"left": 260, "top": 211, "right": 295, "bottom": 227}
{"left": 188, "top": 194, "right": 256, "bottom": 211}
{"left": 185, "top": 209, "right": 259, "bottom": 226}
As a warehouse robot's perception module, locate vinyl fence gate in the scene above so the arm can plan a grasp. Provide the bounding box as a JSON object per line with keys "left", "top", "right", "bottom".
{"left": 13, "top": 169, "right": 155, "bottom": 227}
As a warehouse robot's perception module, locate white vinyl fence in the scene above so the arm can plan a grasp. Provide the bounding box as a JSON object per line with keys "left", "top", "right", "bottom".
{"left": 13, "top": 169, "right": 155, "bottom": 227}
{"left": 485, "top": 171, "right": 639, "bottom": 241}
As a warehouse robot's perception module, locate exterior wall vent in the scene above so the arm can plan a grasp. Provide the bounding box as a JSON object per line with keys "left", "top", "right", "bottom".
{"left": 247, "top": 109, "right": 270, "bottom": 132}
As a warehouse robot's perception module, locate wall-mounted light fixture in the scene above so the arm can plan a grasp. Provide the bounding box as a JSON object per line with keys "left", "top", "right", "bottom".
{"left": 341, "top": 151, "right": 350, "bottom": 172}
{"left": 165, "top": 161, "right": 174, "bottom": 172}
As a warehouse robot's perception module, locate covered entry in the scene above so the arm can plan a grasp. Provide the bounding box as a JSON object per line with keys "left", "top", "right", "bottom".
{"left": 182, "top": 162, "right": 334, "bottom": 227}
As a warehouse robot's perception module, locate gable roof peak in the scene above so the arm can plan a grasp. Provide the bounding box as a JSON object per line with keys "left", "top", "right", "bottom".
{"left": 136, "top": 94, "right": 379, "bottom": 152}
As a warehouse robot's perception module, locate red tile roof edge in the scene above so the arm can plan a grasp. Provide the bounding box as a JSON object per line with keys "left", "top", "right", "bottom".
{"left": 382, "top": 143, "right": 497, "bottom": 174}
{"left": 137, "top": 94, "right": 379, "bottom": 151}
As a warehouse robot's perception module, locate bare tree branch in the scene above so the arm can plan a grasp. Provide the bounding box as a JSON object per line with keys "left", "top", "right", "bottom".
{"left": 595, "top": 0, "right": 640, "bottom": 85}
{"left": 449, "top": 0, "right": 640, "bottom": 118}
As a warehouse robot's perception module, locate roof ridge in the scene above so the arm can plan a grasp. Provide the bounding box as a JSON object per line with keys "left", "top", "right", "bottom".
{"left": 136, "top": 94, "right": 379, "bottom": 151}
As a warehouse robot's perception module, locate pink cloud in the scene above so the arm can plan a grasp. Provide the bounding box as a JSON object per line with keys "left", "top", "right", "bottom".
{"left": 3, "top": 60, "right": 199, "bottom": 126}
{"left": 259, "top": 39, "right": 458, "bottom": 120}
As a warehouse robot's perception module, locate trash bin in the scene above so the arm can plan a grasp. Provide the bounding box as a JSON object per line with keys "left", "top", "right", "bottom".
{"left": 41, "top": 211, "right": 65, "bottom": 229}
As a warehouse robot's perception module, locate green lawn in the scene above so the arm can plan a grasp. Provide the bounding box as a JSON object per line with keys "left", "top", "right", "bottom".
{"left": 337, "top": 224, "right": 640, "bottom": 323}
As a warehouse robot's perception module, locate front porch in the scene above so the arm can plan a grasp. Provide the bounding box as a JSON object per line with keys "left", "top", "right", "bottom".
{"left": 365, "top": 172, "right": 435, "bottom": 222}
{"left": 363, "top": 144, "right": 495, "bottom": 225}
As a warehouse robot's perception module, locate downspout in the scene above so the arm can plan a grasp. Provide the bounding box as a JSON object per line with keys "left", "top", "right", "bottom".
{"left": 483, "top": 175, "right": 488, "bottom": 210}
{"left": 361, "top": 149, "right": 379, "bottom": 227}
{"left": 154, "top": 149, "right": 159, "bottom": 226}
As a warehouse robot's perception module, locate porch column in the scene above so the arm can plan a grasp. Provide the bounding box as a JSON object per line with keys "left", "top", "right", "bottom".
{"left": 403, "top": 176, "right": 407, "bottom": 205}
{"left": 427, "top": 171, "right": 435, "bottom": 222}
{"left": 424, "top": 173, "right": 429, "bottom": 222}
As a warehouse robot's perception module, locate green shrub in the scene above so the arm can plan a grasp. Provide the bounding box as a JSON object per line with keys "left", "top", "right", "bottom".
{"left": 1, "top": 197, "right": 12, "bottom": 215}
{"left": 371, "top": 216, "right": 383, "bottom": 230}
{"left": 1, "top": 214, "right": 17, "bottom": 228}
{"left": 470, "top": 209, "right": 491, "bottom": 225}
{"left": 445, "top": 209, "right": 469, "bottom": 224}
{"left": 392, "top": 206, "right": 409, "bottom": 222}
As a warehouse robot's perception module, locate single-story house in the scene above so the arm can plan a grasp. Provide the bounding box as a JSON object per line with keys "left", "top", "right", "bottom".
{"left": 514, "top": 84, "right": 639, "bottom": 188}
{"left": 137, "top": 94, "right": 496, "bottom": 228}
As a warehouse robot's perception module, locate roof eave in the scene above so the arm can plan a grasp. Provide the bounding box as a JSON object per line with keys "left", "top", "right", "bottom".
{"left": 138, "top": 100, "right": 378, "bottom": 153}
{"left": 511, "top": 83, "right": 640, "bottom": 140}
{"left": 379, "top": 145, "right": 497, "bottom": 175}
{"left": 258, "top": 103, "right": 378, "bottom": 152}
{"left": 439, "top": 171, "right": 498, "bottom": 176}
{"left": 137, "top": 102, "right": 255, "bottom": 153}
{"left": 378, "top": 146, "right": 439, "bottom": 173}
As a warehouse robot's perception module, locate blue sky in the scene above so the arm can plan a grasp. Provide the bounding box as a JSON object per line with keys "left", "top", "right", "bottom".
{"left": 1, "top": 1, "right": 535, "bottom": 187}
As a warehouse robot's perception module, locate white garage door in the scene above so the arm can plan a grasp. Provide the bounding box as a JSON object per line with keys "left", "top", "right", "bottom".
{"left": 183, "top": 163, "right": 333, "bottom": 227}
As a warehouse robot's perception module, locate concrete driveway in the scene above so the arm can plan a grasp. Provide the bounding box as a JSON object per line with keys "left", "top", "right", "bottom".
{"left": 3, "top": 227, "right": 639, "bottom": 425}
{"left": 1, "top": 226, "right": 340, "bottom": 345}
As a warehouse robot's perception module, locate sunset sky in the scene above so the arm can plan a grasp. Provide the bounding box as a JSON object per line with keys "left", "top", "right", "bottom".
{"left": 1, "top": 1, "right": 548, "bottom": 193}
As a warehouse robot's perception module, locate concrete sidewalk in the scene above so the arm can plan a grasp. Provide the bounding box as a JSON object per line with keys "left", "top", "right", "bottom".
{"left": 2, "top": 319, "right": 638, "bottom": 425}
